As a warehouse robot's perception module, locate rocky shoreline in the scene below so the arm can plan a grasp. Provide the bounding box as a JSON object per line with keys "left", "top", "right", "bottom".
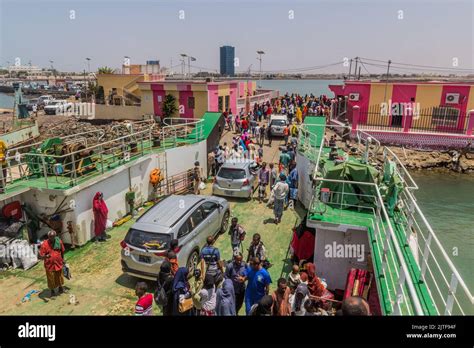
{"left": 385, "top": 146, "right": 474, "bottom": 173}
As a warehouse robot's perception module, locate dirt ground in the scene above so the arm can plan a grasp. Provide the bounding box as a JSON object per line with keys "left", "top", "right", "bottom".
{"left": 0, "top": 125, "right": 302, "bottom": 315}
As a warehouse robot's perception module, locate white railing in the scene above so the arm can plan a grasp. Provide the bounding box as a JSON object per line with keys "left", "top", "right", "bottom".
{"left": 396, "top": 188, "right": 474, "bottom": 315}
{"left": 310, "top": 179, "right": 424, "bottom": 315}
{"left": 300, "top": 122, "right": 474, "bottom": 315}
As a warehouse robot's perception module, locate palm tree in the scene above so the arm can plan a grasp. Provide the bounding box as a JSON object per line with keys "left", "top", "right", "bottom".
{"left": 162, "top": 94, "right": 177, "bottom": 118}
{"left": 97, "top": 66, "right": 115, "bottom": 74}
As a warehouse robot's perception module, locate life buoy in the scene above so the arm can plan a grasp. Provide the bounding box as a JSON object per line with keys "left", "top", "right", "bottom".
{"left": 150, "top": 168, "right": 164, "bottom": 186}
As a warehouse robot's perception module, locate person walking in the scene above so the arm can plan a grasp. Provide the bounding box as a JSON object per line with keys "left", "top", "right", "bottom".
{"left": 259, "top": 125, "right": 266, "bottom": 146}
{"left": 200, "top": 236, "right": 224, "bottom": 285}
{"left": 266, "top": 125, "right": 272, "bottom": 146}
{"left": 39, "top": 230, "right": 66, "bottom": 297}
{"left": 272, "top": 174, "right": 289, "bottom": 224}
{"left": 171, "top": 267, "right": 193, "bottom": 316}
{"left": 246, "top": 233, "right": 266, "bottom": 262}
{"left": 269, "top": 163, "right": 278, "bottom": 190}
{"left": 243, "top": 257, "right": 272, "bottom": 315}
{"left": 192, "top": 161, "right": 203, "bottom": 195}
{"left": 258, "top": 162, "right": 270, "bottom": 203}
{"left": 271, "top": 278, "right": 291, "bottom": 316}
{"left": 228, "top": 217, "right": 246, "bottom": 256}
{"left": 216, "top": 278, "right": 236, "bottom": 316}
{"left": 197, "top": 274, "right": 217, "bottom": 316}
{"left": 92, "top": 192, "right": 109, "bottom": 242}
{"left": 224, "top": 253, "right": 247, "bottom": 315}
{"left": 156, "top": 260, "right": 174, "bottom": 316}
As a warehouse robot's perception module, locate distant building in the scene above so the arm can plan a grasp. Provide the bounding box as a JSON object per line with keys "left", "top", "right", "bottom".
{"left": 7, "top": 65, "right": 42, "bottom": 76}
{"left": 139, "top": 79, "right": 260, "bottom": 118}
{"left": 220, "top": 46, "right": 235, "bottom": 77}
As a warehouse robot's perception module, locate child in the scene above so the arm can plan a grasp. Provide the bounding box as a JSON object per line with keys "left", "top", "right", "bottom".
{"left": 288, "top": 264, "right": 301, "bottom": 293}
{"left": 166, "top": 251, "right": 179, "bottom": 276}
{"left": 135, "top": 282, "right": 153, "bottom": 316}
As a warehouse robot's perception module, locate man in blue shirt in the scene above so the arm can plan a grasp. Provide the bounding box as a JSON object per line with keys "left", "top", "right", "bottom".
{"left": 224, "top": 253, "right": 247, "bottom": 314}
{"left": 243, "top": 257, "right": 272, "bottom": 315}
{"left": 200, "top": 236, "right": 223, "bottom": 285}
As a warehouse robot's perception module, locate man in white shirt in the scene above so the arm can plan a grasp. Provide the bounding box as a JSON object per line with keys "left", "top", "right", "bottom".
{"left": 271, "top": 174, "right": 289, "bottom": 224}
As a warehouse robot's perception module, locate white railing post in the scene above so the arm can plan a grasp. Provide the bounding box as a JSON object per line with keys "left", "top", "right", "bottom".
{"left": 393, "top": 266, "right": 407, "bottom": 315}
{"left": 40, "top": 156, "right": 49, "bottom": 189}
{"left": 405, "top": 201, "right": 415, "bottom": 242}
{"left": 420, "top": 233, "right": 432, "bottom": 282}
{"left": 444, "top": 274, "right": 459, "bottom": 315}
{"left": 381, "top": 229, "right": 390, "bottom": 276}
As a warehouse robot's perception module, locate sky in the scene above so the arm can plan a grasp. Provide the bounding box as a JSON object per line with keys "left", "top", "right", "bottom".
{"left": 0, "top": 0, "right": 473, "bottom": 74}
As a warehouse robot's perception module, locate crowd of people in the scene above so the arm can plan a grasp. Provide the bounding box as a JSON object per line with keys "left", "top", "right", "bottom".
{"left": 129, "top": 94, "right": 372, "bottom": 317}
{"left": 134, "top": 232, "right": 371, "bottom": 316}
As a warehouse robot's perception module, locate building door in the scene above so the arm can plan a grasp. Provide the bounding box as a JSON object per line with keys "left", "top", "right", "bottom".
{"left": 218, "top": 96, "right": 224, "bottom": 112}
{"left": 391, "top": 103, "right": 403, "bottom": 127}
{"left": 225, "top": 95, "right": 230, "bottom": 112}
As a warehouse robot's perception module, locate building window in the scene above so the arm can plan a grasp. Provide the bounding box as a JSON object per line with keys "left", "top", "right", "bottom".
{"left": 157, "top": 95, "right": 162, "bottom": 103}
{"left": 432, "top": 107, "right": 459, "bottom": 127}
{"left": 187, "top": 96, "right": 195, "bottom": 109}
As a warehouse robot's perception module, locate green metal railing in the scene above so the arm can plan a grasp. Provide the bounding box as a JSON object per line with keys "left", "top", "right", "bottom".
{"left": 0, "top": 118, "right": 205, "bottom": 194}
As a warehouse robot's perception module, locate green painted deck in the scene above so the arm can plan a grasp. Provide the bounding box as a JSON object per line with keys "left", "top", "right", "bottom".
{"left": 304, "top": 117, "right": 437, "bottom": 315}
{"left": 0, "top": 112, "right": 222, "bottom": 198}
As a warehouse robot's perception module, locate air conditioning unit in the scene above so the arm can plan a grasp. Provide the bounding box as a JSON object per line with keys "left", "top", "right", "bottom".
{"left": 349, "top": 93, "right": 360, "bottom": 101}
{"left": 445, "top": 93, "right": 460, "bottom": 104}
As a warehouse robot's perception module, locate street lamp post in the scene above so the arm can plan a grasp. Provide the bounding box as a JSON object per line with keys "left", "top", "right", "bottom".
{"left": 85, "top": 58, "right": 91, "bottom": 100}
{"left": 123, "top": 56, "right": 130, "bottom": 74}
{"left": 180, "top": 54, "right": 187, "bottom": 78}
{"left": 256, "top": 50, "right": 265, "bottom": 89}
{"left": 188, "top": 56, "right": 196, "bottom": 77}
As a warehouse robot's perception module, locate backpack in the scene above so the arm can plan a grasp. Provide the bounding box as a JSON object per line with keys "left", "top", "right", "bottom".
{"left": 154, "top": 280, "right": 168, "bottom": 306}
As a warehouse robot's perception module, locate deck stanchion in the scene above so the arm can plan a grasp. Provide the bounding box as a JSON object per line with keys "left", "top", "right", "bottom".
{"left": 71, "top": 153, "right": 77, "bottom": 186}
{"left": 444, "top": 274, "right": 459, "bottom": 315}
{"left": 420, "top": 233, "right": 432, "bottom": 282}
{"left": 99, "top": 146, "right": 104, "bottom": 174}
{"left": 40, "top": 156, "right": 49, "bottom": 189}
{"left": 393, "top": 267, "right": 407, "bottom": 315}
{"left": 405, "top": 201, "right": 415, "bottom": 242}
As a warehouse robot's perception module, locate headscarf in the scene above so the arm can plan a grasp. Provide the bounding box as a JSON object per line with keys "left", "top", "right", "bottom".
{"left": 215, "top": 279, "right": 236, "bottom": 316}
{"left": 294, "top": 283, "right": 310, "bottom": 312}
{"left": 93, "top": 192, "right": 108, "bottom": 216}
{"left": 158, "top": 260, "right": 172, "bottom": 284}
{"left": 304, "top": 263, "right": 326, "bottom": 297}
{"left": 172, "top": 267, "right": 189, "bottom": 293}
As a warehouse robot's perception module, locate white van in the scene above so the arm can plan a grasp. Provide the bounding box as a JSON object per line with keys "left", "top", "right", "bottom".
{"left": 268, "top": 114, "right": 288, "bottom": 137}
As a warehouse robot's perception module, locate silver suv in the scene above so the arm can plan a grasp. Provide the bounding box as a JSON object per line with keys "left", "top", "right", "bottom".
{"left": 120, "top": 194, "right": 230, "bottom": 280}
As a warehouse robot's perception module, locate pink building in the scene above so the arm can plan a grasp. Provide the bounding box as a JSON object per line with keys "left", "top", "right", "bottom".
{"left": 138, "top": 80, "right": 261, "bottom": 118}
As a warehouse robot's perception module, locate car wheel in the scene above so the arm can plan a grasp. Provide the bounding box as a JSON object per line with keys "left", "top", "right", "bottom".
{"left": 186, "top": 249, "right": 199, "bottom": 273}
{"left": 220, "top": 210, "right": 230, "bottom": 234}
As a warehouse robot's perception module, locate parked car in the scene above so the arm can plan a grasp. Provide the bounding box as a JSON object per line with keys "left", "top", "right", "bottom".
{"left": 44, "top": 100, "right": 72, "bottom": 115}
{"left": 38, "top": 95, "right": 54, "bottom": 105}
{"left": 212, "top": 160, "right": 260, "bottom": 199}
{"left": 268, "top": 114, "right": 288, "bottom": 137}
{"left": 120, "top": 194, "right": 230, "bottom": 280}
{"left": 26, "top": 98, "right": 42, "bottom": 111}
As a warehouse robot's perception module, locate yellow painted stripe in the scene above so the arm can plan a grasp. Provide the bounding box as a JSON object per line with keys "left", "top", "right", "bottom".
{"left": 368, "top": 83, "right": 393, "bottom": 126}
{"left": 413, "top": 85, "right": 442, "bottom": 128}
